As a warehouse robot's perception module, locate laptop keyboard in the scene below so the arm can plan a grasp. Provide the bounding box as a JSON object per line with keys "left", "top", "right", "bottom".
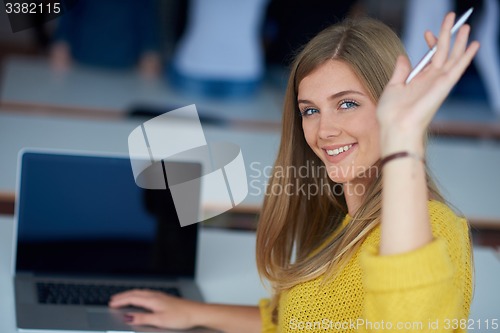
{"left": 36, "top": 282, "right": 181, "bottom": 305}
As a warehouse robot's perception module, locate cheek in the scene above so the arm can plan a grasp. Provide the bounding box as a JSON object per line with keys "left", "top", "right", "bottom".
{"left": 302, "top": 122, "right": 317, "bottom": 150}
{"left": 359, "top": 118, "right": 381, "bottom": 158}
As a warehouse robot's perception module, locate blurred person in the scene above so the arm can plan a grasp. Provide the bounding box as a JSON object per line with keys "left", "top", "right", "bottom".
{"left": 109, "top": 12, "right": 478, "bottom": 333}
{"left": 50, "top": 0, "right": 161, "bottom": 78}
{"left": 168, "top": 0, "right": 269, "bottom": 97}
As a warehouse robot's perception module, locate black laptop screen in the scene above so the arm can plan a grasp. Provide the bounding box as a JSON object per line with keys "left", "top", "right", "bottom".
{"left": 16, "top": 152, "right": 200, "bottom": 278}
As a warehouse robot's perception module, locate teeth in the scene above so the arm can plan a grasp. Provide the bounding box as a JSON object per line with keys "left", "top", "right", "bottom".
{"left": 326, "top": 144, "right": 353, "bottom": 156}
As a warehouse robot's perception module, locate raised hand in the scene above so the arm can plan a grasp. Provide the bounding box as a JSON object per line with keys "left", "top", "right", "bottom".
{"left": 377, "top": 12, "right": 480, "bottom": 155}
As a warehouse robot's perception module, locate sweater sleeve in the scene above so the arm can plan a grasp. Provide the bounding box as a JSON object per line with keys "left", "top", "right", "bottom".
{"left": 259, "top": 298, "right": 277, "bottom": 333}
{"left": 359, "top": 201, "right": 472, "bottom": 332}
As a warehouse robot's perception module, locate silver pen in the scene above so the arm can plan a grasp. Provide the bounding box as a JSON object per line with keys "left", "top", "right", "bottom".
{"left": 405, "top": 7, "right": 474, "bottom": 84}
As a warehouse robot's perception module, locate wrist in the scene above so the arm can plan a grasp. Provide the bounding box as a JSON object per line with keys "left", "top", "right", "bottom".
{"left": 190, "top": 301, "right": 211, "bottom": 327}
{"left": 380, "top": 129, "right": 425, "bottom": 157}
{"left": 380, "top": 151, "right": 425, "bottom": 168}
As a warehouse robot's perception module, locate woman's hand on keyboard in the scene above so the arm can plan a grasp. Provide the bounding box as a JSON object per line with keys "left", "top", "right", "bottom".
{"left": 109, "top": 289, "right": 202, "bottom": 329}
{"left": 109, "top": 289, "right": 262, "bottom": 332}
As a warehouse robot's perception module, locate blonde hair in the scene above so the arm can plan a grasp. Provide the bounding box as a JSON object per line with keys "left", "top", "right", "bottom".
{"left": 255, "top": 17, "right": 445, "bottom": 321}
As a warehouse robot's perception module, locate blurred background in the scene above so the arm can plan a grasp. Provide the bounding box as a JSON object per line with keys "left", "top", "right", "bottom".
{"left": 0, "top": 0, "right": 499, "bottom": 237}
{"left": 1, "top": 0, "right": 499, "bottom": 112}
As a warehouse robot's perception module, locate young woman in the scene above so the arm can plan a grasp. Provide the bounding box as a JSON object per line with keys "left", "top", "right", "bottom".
{"left": 109, "top": 12, "right": 479, "bottom": 333}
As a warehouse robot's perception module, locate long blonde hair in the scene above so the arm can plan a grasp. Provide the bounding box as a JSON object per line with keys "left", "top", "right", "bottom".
{"left": 255, "top": 17, "right": 445, "bottom": 319}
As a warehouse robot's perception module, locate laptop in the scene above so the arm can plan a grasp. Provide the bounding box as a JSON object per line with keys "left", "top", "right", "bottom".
{"left": 13, "top": 149, "right": 212, "bottom": 332}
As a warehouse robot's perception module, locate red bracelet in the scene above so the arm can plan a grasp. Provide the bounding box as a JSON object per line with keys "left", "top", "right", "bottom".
{"left": 380, "top": 151, "right": 425, "bottom": 168}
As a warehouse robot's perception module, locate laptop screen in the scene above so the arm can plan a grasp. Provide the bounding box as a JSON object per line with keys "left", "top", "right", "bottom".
{"left": 16, "top": 151, "right": 201, "bottom": 278}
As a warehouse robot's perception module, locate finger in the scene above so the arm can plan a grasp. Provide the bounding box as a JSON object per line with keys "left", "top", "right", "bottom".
{"left": 424, "top": 30, "right": 438, "bottom": 49}
{"left": 109, "top": 294, "right": 162, "bottom": 311}
{"left": 388, "top": 55, "right": 411, "bottom": 85}
{"left": 447, "top": 41, "right": 480, "bottom": 83}
{"left": 124, "top": 312, "right": 165, "bottom": 328}
{"left": 110, "top": 289, "right": 158, "bottom": 301}
{"left": 448, "top": 24, "right": 470, "bottom": 63}
{"left": 433, "top": 12, "right": 455, "bottom": 66}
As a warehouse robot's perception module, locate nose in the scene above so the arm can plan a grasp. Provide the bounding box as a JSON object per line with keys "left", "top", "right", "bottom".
{"left": 318, "top": 112, "right": 342, "bottom": 139}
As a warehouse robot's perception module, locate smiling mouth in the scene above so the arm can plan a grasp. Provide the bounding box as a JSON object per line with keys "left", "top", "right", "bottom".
{"left": 325, "top": 144, "right": 353, "bottom": 157}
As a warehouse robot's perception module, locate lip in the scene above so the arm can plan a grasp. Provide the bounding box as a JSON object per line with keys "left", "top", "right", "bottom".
{"left": 322, "top": 143, "right": 357, "bottom": 164}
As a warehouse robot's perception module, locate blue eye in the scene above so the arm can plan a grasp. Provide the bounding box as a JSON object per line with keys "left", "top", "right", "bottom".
{"left": 339, "top": 100, "right": 359, "bottom": 109}
{"left": 300, "top": 108, "right": 319, "bottom": 117}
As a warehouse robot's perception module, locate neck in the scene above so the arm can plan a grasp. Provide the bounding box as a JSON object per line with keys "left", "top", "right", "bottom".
{"left": 343, "top": 176, "right": 372, "bottom": 216}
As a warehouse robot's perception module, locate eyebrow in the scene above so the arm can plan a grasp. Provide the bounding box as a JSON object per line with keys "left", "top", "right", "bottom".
{"left": 297, "top": 90, "right": 366, "bottom": 105}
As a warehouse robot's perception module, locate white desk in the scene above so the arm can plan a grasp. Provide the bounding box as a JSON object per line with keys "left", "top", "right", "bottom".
{"left": 0, "top": 57, "right": 284, "bottom": 125}
{"left": 1, "top": 112, "right": 500, "bottom": 226}
{"left": 1, "top": 215, "right": 499, "bottom": 333}
{"left": 426, "top": 138, "right": 500, "bottom": 226}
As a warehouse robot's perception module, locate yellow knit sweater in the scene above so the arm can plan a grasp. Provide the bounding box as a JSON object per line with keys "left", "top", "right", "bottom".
{"left": 259, "top": 200, "right": 472, "bottom": 332}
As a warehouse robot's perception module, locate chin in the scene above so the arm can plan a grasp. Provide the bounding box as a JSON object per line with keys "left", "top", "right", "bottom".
{"left": 326, "top": 166, "right": 378, "bottom": 185}
{"left": 328, "top": 176, "right": 353, "bottom": 185}
{"left": 325, "top": 165, "right": 354, "bottom": 183}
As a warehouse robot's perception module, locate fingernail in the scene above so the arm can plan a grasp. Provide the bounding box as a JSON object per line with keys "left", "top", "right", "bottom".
{"left": 123, "top": 314, "right": 134, "bottom": 323}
